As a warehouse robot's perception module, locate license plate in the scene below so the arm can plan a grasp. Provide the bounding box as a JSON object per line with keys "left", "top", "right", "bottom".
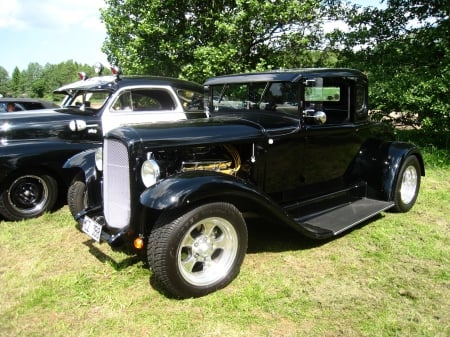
{"left": 81, "top": 216, "right": 103, "bottom": 242}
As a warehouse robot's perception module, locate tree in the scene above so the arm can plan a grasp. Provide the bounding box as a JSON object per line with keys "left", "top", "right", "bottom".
{"left": 22, "top": 63, "right": 44, "bottom": 97}
{"left": 0, "top": 61, "right": 100, "bottom": 101}
{"left": 9, "top": 67, "right": 22, "bottom": 97}
{"left": 328, "top": 0, "right": 450, "bottom": 133}
{"left": 101, "top": 0, "right": 333, "bottom": 82}
{"left": 0, "top": 66, "right": 8, "bottom": 96}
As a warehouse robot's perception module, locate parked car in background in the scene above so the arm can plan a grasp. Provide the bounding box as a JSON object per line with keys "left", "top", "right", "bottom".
{"left": 0, "top": 65, "right": 204, "bottom": 221}
{"left": 67, "top": 68, "right": 424, "bottom": 298}
{"left": 0, "top": 98, "right": 59, "bottom": 112}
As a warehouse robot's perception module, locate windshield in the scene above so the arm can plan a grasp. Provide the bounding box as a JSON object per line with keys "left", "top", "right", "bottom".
{"left": 61, "top": 90, "right": 111, "bottom": 113}
{"left": 208, "top": 81, "right": 299, "bottom": 115}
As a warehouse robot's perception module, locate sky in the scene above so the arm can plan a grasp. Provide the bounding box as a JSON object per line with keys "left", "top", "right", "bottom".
{"left": 0, "top": 0, "right": 385, "bottom": 77}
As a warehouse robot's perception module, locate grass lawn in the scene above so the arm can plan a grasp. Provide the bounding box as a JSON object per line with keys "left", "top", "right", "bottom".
{"left": 0, "top": 145, "right": 449, "bottom": 337}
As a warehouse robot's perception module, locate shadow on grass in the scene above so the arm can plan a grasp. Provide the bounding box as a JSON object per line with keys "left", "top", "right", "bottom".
{"left": 80, "top": 213, "right": 386, "bottom": 272}
{"left": 246, "top": 218, "right": 323, "bottom": 254}
{"left": 245, "top": 213, "right": 386, "bottom": 254}
{"left": 82, "top": 239, "right": 143, "bottom": 271}
{"left": 78, "top": 213, "right": 388, "bottom": 299}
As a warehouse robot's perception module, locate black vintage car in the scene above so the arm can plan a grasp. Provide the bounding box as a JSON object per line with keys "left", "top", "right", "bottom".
{"left": 68, "top": 68, "right": 424, "bottom": 298}
{"left": 0, "top": 66, "right": 204, "bottom": 220}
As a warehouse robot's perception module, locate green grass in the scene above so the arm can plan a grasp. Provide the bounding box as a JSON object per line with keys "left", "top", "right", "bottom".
{"left": 1, "top": 146, "right": 449, "bottom": 337}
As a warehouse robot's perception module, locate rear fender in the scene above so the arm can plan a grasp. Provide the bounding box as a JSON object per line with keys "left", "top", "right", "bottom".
{"left": 382, "top": 142, "right": 424, "bottom": 201}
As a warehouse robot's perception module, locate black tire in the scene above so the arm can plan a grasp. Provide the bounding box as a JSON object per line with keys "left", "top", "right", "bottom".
{"left": 67, "top": 178, "right": 87, "bottom": 219}
{"left": 0, "top": 172, "right": 58, "bottom": 221}
{"left": 392, "top": 155, "right": 421, "bottom": 212}
{"left": 148, "top": 202, "right": 248, "bottom": 298}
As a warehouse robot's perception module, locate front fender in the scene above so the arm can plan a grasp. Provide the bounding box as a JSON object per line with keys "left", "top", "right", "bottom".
{"left": 63, "top": 147, "right": 99, "bottom": 183}
{"left": 383, "top": 142, "right": 425, "bottom": 201}
{"left": 63, "top": 147, "right": 103, "bottom": 208}
{"left": 140, "top": 171, "right": 264, "bottom": 210}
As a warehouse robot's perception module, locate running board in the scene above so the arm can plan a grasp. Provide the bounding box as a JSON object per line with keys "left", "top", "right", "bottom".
{"left": 295, "top": 198, "right": 394, "bottom": 239}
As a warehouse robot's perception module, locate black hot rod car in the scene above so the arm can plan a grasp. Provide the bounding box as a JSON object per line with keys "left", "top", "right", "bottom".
{"left": 67, "top": 68, "right": 424, "bottom": 298}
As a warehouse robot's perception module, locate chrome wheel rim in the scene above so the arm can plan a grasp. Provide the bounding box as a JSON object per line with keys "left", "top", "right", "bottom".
{"left": 177, "top": 217, "right": 238, "bottom": 286}
{"left": 400, "top": 165, "right": 418, "bottom": 205}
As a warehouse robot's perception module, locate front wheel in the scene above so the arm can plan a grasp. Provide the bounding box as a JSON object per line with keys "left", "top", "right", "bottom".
{"left": 0, "top": 172, "right": 58, "bottom": 221}
{"left": 67, "top": 177, "right": 87, "bottom": 219}
{"left": 148, "top": 202, "right": 248, "bottom": 298}
{"left": 392, "top": 155, "right": 421, "bottom": 212}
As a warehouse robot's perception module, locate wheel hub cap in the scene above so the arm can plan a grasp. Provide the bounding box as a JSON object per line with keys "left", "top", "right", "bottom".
{"left": 193, "top": 235, "right": 214, "bottom": 259}
{"left": 20, "top": 185, "right": 38, "bottom": 203}
{"left": 400, "top": 165, "right": 418, "bottom": 204}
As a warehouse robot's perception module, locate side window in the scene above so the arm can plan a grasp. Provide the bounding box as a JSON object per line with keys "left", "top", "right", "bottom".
{"left": 305, "top": 77, "right": 349, "bottom": 125}
{"left": 111, "top": 89, "right": 176, "bottom": 112}
{"left": 111, "top": 91, "right": 132, "bottom": 111}
{"left": 132, "top": 89, "right": 175, "bottom": 110}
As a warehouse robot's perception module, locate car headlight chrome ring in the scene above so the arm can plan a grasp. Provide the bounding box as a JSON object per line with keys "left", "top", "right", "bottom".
{"left": 95, "top": 147, "right": 103, "bottom": 171}
{"left": 141, "top": 159, "right": 160, "bottom": 188}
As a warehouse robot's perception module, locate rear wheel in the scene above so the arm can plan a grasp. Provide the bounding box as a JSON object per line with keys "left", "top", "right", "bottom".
{"left": 0, "top": 172, "right": 58, "bottom": 221}
{"left": 148, "top": 202, "right": 248, "bottom": 298}
{"left": 392, "top": 155, "right": 421, "bottom": 212}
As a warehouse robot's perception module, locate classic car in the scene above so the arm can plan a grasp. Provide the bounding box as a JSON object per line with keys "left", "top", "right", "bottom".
{"left": 67, "top": 68, "right": 424, "bottom": 298}
{"left": 0, "top": 65, "right": 204, "bottom": 220}
{"left": 0, "top": 98, "right": 59, "bottom": 112}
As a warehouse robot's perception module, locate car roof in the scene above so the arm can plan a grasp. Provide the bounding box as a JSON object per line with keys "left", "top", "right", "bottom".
{"left": 54, "top": 75, "right": 203, "bottom": 94}
{"left": 204, "top": 68, "right": 366, "bottom": 85}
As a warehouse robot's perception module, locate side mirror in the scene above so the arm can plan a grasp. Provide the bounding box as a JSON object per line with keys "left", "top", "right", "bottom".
{"left": 69, "top": 120, "right": 99, "bottom": 132}
{"left": 69, "top": 120, "right": 87, "bottom": 131}
{"left": 303, "top": 110, "right": 327, "bottom": 125}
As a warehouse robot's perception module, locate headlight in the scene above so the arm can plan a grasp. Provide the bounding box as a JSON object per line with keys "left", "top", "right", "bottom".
{"left": 141, "top": 159, "right": 160, "bottom": 187}
{"left": 95, "top": 147, "right": 103, "bottom": 171}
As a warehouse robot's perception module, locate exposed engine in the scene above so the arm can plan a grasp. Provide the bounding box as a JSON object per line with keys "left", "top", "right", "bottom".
{"left": 179, "top": 145, "right": 241, "bottom": 176}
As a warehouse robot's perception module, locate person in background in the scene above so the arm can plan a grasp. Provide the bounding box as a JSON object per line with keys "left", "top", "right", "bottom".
{"left": 6, "top": 102, "right": 15, "bottom": 112}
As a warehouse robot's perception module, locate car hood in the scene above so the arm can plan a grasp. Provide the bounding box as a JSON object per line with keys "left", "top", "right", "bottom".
{"left": 105, "top": 112, "right": 301, "bottom": 149}
{"left": 0, "top": 108, "right": 100, "bottom": 142}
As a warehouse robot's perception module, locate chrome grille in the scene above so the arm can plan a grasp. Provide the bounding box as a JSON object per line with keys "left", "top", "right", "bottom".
{"left": 103, "top": 138, "right": 131, "bottom": 229}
